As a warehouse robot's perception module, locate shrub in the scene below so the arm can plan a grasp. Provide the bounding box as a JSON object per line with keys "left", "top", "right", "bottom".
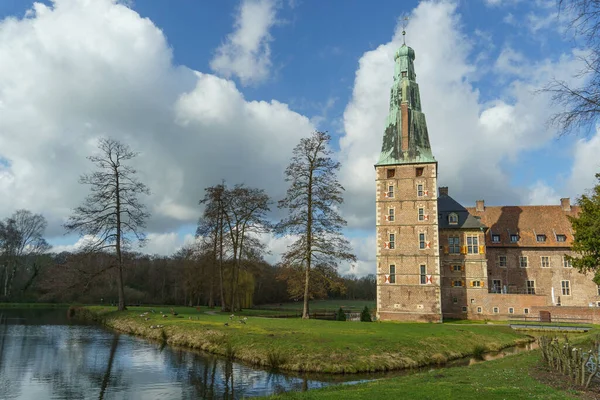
{"left": 336, "top": 307, "right": 346, "bottom": 321}
{"left": 360, "top": 306, "right": 372, "bottom": 322}
{"left": 472, "top": 344, "right": 488, "bottom": 360}
{"left": 267, "top": 348, "right": 287, "bottom": 370}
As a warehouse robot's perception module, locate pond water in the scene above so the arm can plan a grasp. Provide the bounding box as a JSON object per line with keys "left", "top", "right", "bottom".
{"left": 0, "top": 308, "right": 538, "bottom": 399}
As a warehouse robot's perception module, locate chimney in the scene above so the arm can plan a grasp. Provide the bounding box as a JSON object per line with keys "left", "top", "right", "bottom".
{"left": 560, "top": 198, "right": 571, "bottom": 212}
{"left": 476, "top": 200, "right": 485, "bottom": 212}
{"left": 439, "top": 187, "right": 449, "bottom": 196}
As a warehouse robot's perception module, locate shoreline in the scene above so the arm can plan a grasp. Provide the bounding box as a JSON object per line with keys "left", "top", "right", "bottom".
{"left": 71, "top": 305, "right": 534, "bottom": 374}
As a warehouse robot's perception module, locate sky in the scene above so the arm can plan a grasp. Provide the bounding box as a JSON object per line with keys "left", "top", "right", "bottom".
{"left": 0, "top": 0, "right": 598, "bottom": 276}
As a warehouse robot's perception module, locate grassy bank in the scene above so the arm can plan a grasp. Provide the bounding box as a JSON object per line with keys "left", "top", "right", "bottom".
{"left": 263, "top": 350, "right": 589, "bottom": 400}
{"left": 0, "top": 302, "right": 69, "bottom": 308}
{"left": 76, "top": 305, "right": 533, "bottom": 374}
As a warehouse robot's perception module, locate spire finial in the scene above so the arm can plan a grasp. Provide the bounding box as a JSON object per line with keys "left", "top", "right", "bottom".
{"left": 401, "top": 15, "right": 409, "bottom": 45}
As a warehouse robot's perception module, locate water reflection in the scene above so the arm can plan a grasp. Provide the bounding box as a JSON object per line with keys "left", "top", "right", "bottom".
{"left": 0, "top": 309, "right": 335, "bottom": 399}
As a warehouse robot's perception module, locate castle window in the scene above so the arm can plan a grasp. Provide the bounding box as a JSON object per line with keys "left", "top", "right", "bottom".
{"left": 415, "top": 167, "right": 424, "bottom": 177}
{"left": 448, "top": 213, "right": 458, "bottom": 225}
{"left": 420, "top": 265, "right": 427, "bottom": 284}
{"left": 449, "top": 237, "right": 460, "bottom": 254}
{"left": 527, "top": 280, "right": 535, "bottom": 295}
{"left": 419, "top": 233, "right": 426, "bottom": 249}
{"left": 541, "top": 256, "right": 550, "bottom": 268}
{"left": 418, "top": 208, "right": 424, "bottom": 221}
{"left": 524, "top": 308, "right": 529, "bottom": 314}
{"left": 556, "top": 234, "right": 566, "bottom": 242}
{"left": 387, "top": 169, "right": 395, "bottom": 178}
{"left": 498, "top": 255, "right": 507, "bottom": 268}
{"left": 492, "top": 279, "right": 501, "bottom": 293}
{"left": 510, "top": 234, "right": 519, "bottom": 243}
{"left": 387, "top": 185, "right": 394, "bottom": 198}
{"left": 452, "top": 265, "right": 462, "bottom": 272}
{"left": 477, "top": 307, "right": 482, "bottom": 313}
{"left": 561, "top": 280, "right": 571, "bottom": 296}
{"left": 389, "top": 265, "right": 396, "bottom": 284}
{"left": 388, "top": 208, "right": 395, "bottom": 222}
{"left": 519, "top": 256, "right": 528, "bottom": 268}
{"left": 471, "top": 280, "right": 482, "bottom": 287}
{"left": 388, "top": 234, "right": 395, "bottom": 250}
{"left": 417, "top": 184, "right": 424, "bottom": 197}
{"left": 491, "top": 234, "right": 500, "bottom": 243}
{"left": 466, "top": 235, "right": 478, "bottom": 254}
{"left": 508, "top": 307, "right": 514, "bottom": 314}
{"left": 536, "top": 234, "right": 546, "bottom": 242}
{"left": 452, "top": 280, "right": 463, "bottom": 287}
{"left": 493, "top": 307, "right": 499, "bottom": 313}
{"left": 462, "top": 306, "right": 467, "bottom": 312}
{"left": 563, "top": 256, "right": 572, "bottom": 268}
{"left": 453, "top": 297, "right": 458, "bottom": 304}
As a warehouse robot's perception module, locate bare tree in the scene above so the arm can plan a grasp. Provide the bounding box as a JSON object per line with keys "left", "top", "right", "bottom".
{"left": 0, "top": 210, "right": 50, "bottom": 299}
{"left": 276, "top": 131, "right": 356, "bottom": 319}
{"left": 64, "top": 138, "right": 150, "bottom": 311}
{"left": 543, "top": 0, "right": 600, "bottom": 135}
{"left": 222, "top": 184, "right": 271, "bottom": 311}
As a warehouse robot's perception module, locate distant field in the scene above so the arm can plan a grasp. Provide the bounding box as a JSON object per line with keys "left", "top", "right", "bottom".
{"left": 255, "top": 300, "right": 376, "bottom": 312}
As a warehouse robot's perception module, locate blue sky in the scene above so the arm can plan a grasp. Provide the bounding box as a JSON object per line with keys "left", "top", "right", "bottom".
{"left": 0, "top": 0, "right": 598, "bottom": 275}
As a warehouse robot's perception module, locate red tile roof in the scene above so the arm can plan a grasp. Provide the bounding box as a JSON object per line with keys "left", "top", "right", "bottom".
{"left": 466, "top": 205, "right": 580, "bottom": 248}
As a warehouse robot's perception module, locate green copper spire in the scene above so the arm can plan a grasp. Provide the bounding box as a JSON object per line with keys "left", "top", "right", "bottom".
{"left": 376, "top": 43, "right": 435, "bottom": 166}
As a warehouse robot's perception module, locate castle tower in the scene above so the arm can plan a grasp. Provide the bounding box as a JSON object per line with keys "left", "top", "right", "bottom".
{"left": 375, "top": 43, "right": 441, "bottom": 322}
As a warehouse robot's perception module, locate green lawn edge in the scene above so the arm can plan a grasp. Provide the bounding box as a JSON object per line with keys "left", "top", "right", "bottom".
{"left": 73, "top": 305, "right": 534, "bottom": 374}
{"left": 261, "top": 350, "right": 588, "bottom": 400}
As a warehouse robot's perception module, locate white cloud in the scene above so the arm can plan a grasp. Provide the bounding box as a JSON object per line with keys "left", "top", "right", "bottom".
{"left": 0, "top": 0, "right": 313, "bottom": 240}
{"left": 526, "top": 181, "right": 560, "bottom": 205}
{"left": 337, "top": 0, "right": 586, "bottom": 234}
{"left": 567, "top": 130, "right": 600, "bottom": 198}
{"left": 210, "top": 0, "right": 279, "bottom": 86}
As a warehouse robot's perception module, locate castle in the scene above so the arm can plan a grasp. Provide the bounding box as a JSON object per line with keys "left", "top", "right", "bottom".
{"left": 375, "top": 43, "right": 599, "bottom": 322}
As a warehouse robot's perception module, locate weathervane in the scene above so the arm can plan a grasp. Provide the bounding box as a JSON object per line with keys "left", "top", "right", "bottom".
{"left": 401, "top": 15, "right": 409, "bottom": 45}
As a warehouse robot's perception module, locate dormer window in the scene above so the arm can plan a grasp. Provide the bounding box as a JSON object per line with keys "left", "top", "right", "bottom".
{"left": 387, "top": 169, "right": 395, "bottom": 178}
{"left": 556, "top": 234, "right": 566, "bottom": 242}
{"left": 536, "top": 234, "right": 546, "bottom": 243}
{"left": 510, "top": 234, "right": 518, "bottom": 243}
{"left": 492, "top": 234, "right": 500, "bottom": 243}
{"left": 448, "top": 213, "right": 458, "bottom": 225}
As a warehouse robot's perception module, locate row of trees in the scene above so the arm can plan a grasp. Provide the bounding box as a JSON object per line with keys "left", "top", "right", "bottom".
{"left": 1, "top": 132, "right": 362, "bottom": 316}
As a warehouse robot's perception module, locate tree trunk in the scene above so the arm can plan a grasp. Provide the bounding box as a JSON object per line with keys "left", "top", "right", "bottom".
{"left": 303, "top": 165, "right": 314, "bottom": 319}
{"left": 115, "top": 167, "right": 126, "bottom": 311}
{"left": 218, "top": 210, "right": 226, "bottom": 311}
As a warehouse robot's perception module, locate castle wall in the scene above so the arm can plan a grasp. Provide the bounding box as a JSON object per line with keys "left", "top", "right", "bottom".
{"left": 376, "top": 163, "right": 441, "bottom": 322}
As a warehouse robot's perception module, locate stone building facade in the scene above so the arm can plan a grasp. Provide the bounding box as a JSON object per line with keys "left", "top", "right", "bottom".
{"left": 375, "top": 43, "right": 597, "bottom": 322}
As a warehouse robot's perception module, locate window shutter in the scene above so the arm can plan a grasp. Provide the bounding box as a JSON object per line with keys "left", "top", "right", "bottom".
{"left": 384, "top": 191, "right": 389, "bottom": 198}
{"left": 424, "top": 214, "right": 429, "bottom": 221}
{"left": 384, "top": 215, "right": 389, "bottom": 221}
{"left": 443, "top": 245, "right": 449, "bottom": 254}
{"left": 384, "top": 242, "right": 390, "bottom": 249}
{"left": 479, "top": 245, "right": 485, "bottom": 254}
{"left": 460, "top": 265, "right": 465, "bottom": 272}
{"left": 462, "top": 279, "right": 466, "bottom": 287}
{"left": 470, "top": 281, "right": 474, "bottom": 287}
{"left": 449, "top": 265, "right": 453, "bottom": 272}
{"left": 461, "top": 246, "right": 467, "bottom": 254}
{"left": 425, "top": 241, "right": 431, "bottom": 249}
{"left": 481, "top": 281, "right": 485, "bottom": 288}
{"left": 424, "top": 190, "right": 429, "bottom": 196}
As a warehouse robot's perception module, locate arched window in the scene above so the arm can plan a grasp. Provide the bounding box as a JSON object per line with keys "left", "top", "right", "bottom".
{"left": 448, "top": 213, "right": 458, "bottom": 225}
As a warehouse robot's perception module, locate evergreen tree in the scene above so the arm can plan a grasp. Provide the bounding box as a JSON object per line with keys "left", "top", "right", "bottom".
{"left": 360, "top": 306, "right": 372, "bottom": 322}
{"left": 336, "top": 307, "right": 346, "bottom": 321}
{"left": 568, "top": 173, "right": 600, "bottom": 283}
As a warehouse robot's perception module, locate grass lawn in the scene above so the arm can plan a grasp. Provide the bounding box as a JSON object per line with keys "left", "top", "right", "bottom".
{"left": 78, "top": 305, "right": 532, "bottom": 373}
{"left": 0, "top": 302, "right": 69, "bottom": 308}
{"left": 262, "top": 350, "right": 589, "bottom": 400}
{"left": 255, "top": 300, "right": 376, "bottom": 312}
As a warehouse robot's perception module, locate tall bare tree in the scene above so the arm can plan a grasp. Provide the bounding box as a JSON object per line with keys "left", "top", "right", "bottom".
{"left": 543, "top": 0, "right": 600, "bottom": 135}
{"left": 276, "top": 131, "right": 356, "bottom": 319}
{"left": 64, "top": 138, "right": 150, "bottom": 311}
{"left": 0, "top": 210, "right": 50, "bottom": 299}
